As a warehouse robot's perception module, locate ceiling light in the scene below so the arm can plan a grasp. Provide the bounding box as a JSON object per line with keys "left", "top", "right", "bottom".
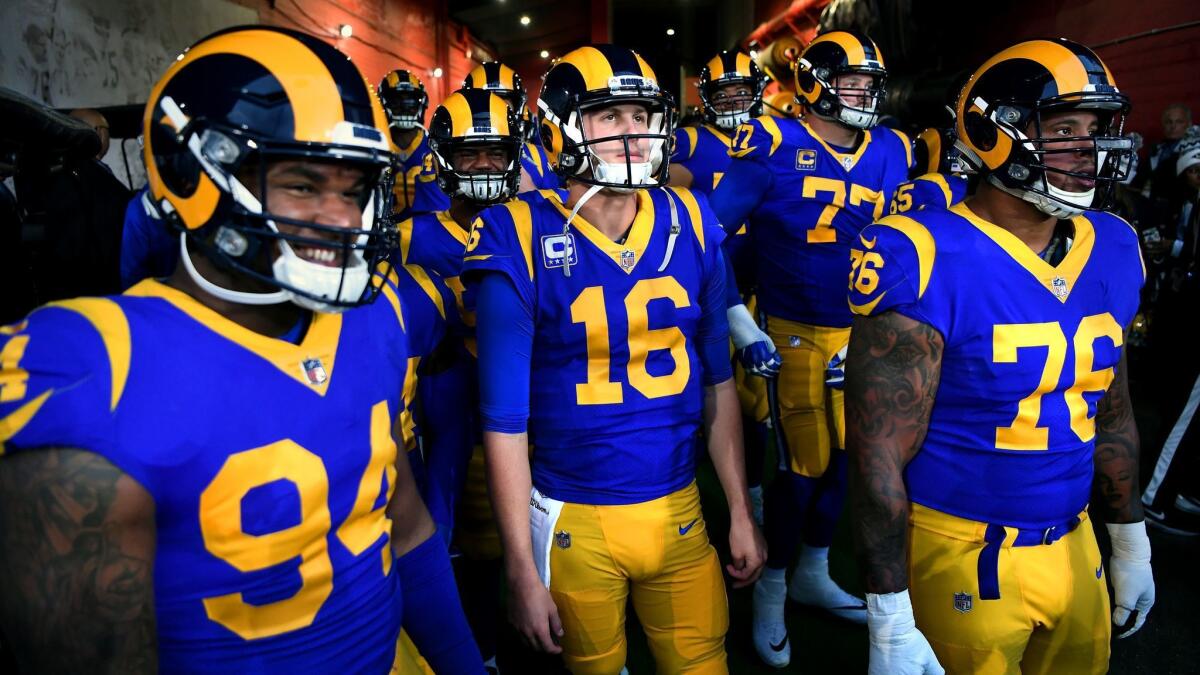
{"left": 666, "top": 28, "right": 675, "bottom": 36}
{"left": 520, "top": 15, "right": 531, "bottom": 26}
{"left": 540, "top": 50, "right": 550, "bottom": 58}
{"left": 338, "top": 24, "right": 353, "bottom": 39}
{"left": 432, "top": 67, "right": 444, "bottom": 78}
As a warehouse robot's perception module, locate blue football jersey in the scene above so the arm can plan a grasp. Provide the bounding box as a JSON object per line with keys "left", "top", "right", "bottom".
{"left": 672, "top": 124, "right": 735, "bottom": 196}
{"left": 888, "top": 172, "right": 969, "bottom": 215}
{"left": 0, "top": 273, "right": 450, "bottom": 673}
{"left": 847, "top": 203, "right": 1145, "bottom": 528}
{"left": 728, "top": 117, "right": 911, "bottom": 326}
{"left": 521, "top": 141, "right": 563, "bottom": 191}
{"left": 393, "top": 128, "right": 450, "bottom": 221}
{"left": 462, "top": 188, "right": 727, "bottom": 505}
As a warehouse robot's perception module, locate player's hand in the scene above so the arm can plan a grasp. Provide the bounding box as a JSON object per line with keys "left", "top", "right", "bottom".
{"left": 727, "top": 303, "right": 782, "bottom": 378}
{"left": 507, "top": 572, "right": 564, "bottom": 653}
{"left": 825, "top": 345, "right": 848, "bottom": 389}
{"left": 1107, "top": 521, "right": 1155, "bottom": 638}
{"left": 867, "top": 590, "right": 945, "bottom": 675}
{"left": 737, "top": 340, "right": 783, "bottom": 378}
{"left": 726, "top": 510, "right": 766, "bottom": 589}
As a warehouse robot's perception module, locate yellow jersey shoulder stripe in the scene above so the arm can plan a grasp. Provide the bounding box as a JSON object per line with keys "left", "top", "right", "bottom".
{"left": 874, "top": 214, "right": 937, "bottom": 299}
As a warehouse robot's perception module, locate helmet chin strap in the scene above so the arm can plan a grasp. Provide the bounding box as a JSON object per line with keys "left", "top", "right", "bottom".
{"left": 986, "top": 174, "right": 1092, "bottom": 218}
{"left": 179, "top": 231, "right": 289, "bottom": 305}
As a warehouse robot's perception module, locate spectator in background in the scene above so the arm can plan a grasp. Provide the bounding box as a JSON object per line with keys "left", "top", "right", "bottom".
{"left": 1143, "top": 103, "right": 1196, "bottom": 206}
{"left": 68, "top": 108, "right": 110, "bottom": 160}
{"left": 1141, "top": 138, "right": 1200, "bottom": 536}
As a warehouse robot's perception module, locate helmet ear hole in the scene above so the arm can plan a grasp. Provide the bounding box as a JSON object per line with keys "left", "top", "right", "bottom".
{"left": 965, "top": 110, "right": 997, "bottom": 154}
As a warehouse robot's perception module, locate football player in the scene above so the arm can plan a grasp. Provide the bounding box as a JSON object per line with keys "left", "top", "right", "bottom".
{"left": 462, "top": 61, "right": 562, "bottom": 192}
{"left": 0, "top": 27, "right": 482, "bottom": 673}
{"left": 708, "top": 29, "right": 912, "bottom": 667}
{"left": 671, "top": 50, "right": 773, "bottom": 525}
{"left": 888, "top": 126, "right": 972, "bottom": 215}
{"left": 379, "top": 69, "right": 452, "bottom": 221}
{"left": 397, "top": 87, "right": 523, "bottom": 673}
{"left": 464, "top": 44, "right": 765, "bottom": 674}
{"left": 670, "top": 50, "right": 766, "bottom": 194}
{"left": 846, "top": 38, "right": 1152, "bottom": 675}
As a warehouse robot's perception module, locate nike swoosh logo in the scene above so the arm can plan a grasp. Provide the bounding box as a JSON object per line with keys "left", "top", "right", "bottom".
{"left": 678, "top": 518, "right": 699, "bottom": 535}
{"left": 770, "top": 636, "right": 788, "bottom": 652}
{"left": 1096, "top": 565, "right": 1103, "bottom": 579}
{"left": 847, "top": 291, "right": 887, "bottom": 315}
{"left": 859, "top": 235, "right": 877, "bottom": 248}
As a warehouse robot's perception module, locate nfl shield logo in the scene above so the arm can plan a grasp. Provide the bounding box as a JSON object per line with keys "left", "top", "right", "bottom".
{"left": 619, "top": 249, "right": 637, "bottom": 271}
{"left": 1051, "top": 276, "right": 1069, "bottom": 300}
{"left": 301, "top": 357, "right": 327, "bottom": 386}
{"left": 953, "top": 592, "right": 973, "bottom": 614}
{"left": 554, "top": 530, "right": 571, "bottom": 549}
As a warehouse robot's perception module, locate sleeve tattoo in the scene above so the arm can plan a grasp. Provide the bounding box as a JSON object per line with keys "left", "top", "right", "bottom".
{"left": 1093, "top": 349, "right": 1144, "bottom": 523}
{"left": 845, "top": 311, "right": 943, "bottom": 594}
{"left": 0, "top": 448, "right": 157, "bottom": 674}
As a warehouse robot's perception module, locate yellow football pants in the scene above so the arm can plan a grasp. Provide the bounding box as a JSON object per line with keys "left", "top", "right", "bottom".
{"left": 908, "top": 504, "right": 1111, "bottom": 675}
{"left": 392, "top": 630, "right": 435, "bottom": 675}
{"left": 765, "top": 316, "right": 848, "bottom": 477}
{"left": 548, "top": 482, "right": 729, "bottom": 675}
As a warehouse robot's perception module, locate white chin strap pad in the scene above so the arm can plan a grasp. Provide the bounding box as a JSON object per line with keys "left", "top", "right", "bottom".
{"left": 272, "top": 240, "right": 370, "bottom": 314}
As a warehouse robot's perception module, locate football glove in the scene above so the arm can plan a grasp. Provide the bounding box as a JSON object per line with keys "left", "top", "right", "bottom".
{"left": 727, "top": 303, "right": 782, "bottom": 378}
{"left": 1107, "top": 521, "right": 1154, "bottom": 638}
{"left": 866, "top": 590, "right": 945, "bottom": 675}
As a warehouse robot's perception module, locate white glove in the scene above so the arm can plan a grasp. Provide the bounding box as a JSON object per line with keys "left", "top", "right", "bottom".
{"left": 1107, "top": 521, "right": 1155, "bottom": 638}
{"left": 727, "top": 303, "right": 782, "bottom": 378}
{"left": 867, "top": 590, "right": 945, "bottom": 675}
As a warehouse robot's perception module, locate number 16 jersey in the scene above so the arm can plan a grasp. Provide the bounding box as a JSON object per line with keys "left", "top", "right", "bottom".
{"left": 463, "top": 188, "right": 728, "bottom": 506}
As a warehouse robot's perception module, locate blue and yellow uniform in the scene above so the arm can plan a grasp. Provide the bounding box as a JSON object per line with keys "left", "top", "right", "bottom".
{"left": 888, "top": 172, "right": 970, "bottom": 215}
{"left": 393, "top": 128, "right": 451, "bottom": 222}
{"left": 848, "top": 202, "right": 1145, "bottom": 673}
{"left": 713, "top": 116, "right": 911, "bottom": 476}
{"left": 396, "top": 211, "right": 490, "bottom": 549}
{"left": 520, "top": 141, "right": 562, "bottom": 191}
{"left": 672, "top": 123, "right": 735, "bottom": 196}
{"left": 464, "top": 187, "right": 733, "bottom": 674}
{"left": 0, "top": 270, "right": 454, "bottom": 673}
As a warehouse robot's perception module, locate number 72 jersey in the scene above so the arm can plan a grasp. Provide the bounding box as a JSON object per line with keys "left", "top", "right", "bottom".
{"left": 847, "top": 203, "right": 1145, "bottom": 529}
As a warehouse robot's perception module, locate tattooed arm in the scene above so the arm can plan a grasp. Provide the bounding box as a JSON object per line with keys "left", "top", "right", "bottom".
{"left": 0, "top": 448, "right": 157, "bottom": 674}
{"left": 845, "top": 311, "right": 943, "bottom": 594}
{"left": 1093, "top": 348, "right": 1143, "bottom": 524}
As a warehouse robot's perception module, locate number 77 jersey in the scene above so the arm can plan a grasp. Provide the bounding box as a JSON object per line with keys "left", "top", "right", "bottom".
{"left": 847, "top": 203, "right": 1145, "bottom": 529}
{"left": 462, "top": 188, "right": 728, "bottom": 506}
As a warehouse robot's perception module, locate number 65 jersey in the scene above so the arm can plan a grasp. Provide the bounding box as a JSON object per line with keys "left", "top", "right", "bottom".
{"left": 463, "top": 188, "right": 728, "bottom": 506}
{"left": 847, "top": 203, "right": 1145, "bottom": 529}
{"left": 0, "top": 273, "right": 449, "bottom": 673}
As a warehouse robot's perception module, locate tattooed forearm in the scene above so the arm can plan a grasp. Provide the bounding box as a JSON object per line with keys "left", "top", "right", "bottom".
{"left": 845, "top": 311, "right": 943, "bottom": 594}
{"left": 1093, "top": 349, "right": 1143, "bottom": 523}
{"left": 0, "top": 448, "right": 157, "bottom": 674}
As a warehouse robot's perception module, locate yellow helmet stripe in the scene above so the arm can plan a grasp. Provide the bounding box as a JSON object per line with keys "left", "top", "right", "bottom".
{"left": 707, "top": 54, "right": 726, "bottom": 80}
{"left": 974, "top": 40, "right": 1091, "bottom": 96}
{"left": 567, "top": 46, "right": 616, "bottom": 91}
{"left": 735, "top": 52, "right": 753, "bottom": 77}
{"left": 810, "top": 32, "right": 865, "bottom": 67}
{"left": 442, "top": 93, "right": 475, "bottom": 137}
{"left": 488, "top": 92, "right": 511, "bottom": 136}
{"left": 498, "top": 64, "right": 517, "bottom": 90}
{"left": 633, "top": 52, "right": 657, "bottom": 82}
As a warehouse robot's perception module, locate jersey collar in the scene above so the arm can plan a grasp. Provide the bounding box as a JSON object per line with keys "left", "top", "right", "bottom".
{"left": 800, "top": 118, "right": 872, "bottom": 172}
{"left": 547, "top": 189, "right": 656, "bottom": 275}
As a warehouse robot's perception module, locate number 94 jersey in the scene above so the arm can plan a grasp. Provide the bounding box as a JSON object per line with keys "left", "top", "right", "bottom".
{"left": 847, "top": 203, "right": 1145, "bottom": 529}
{"left": 0, "top": 272, "right": 451, "bottom": 673}
{"left": 463, "top": 188, "right": 728, "bottom": 506}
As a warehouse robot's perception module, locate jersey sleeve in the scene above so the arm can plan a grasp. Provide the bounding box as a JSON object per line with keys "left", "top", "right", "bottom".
{"left": 672, "top": 127, "right": 697, "bottom": 163}
{"left": 460, "top": 200, "right": 537, "bottom": 312}
{"left": 847, "top": 216, "right": 943, "bottom": 333}
{"left": 0, "top": 302, "right": 119, "bottom": 456}
{"left": 394, "top": 263, "right": 458, "bottom": 358}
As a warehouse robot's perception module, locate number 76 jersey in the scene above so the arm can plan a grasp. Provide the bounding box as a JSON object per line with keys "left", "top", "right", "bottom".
{"left": 463, "top": 188, "right": 728, "bottom": 506}
{"left": 847, "top": 203, "right": 1145, "bottom": 529}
